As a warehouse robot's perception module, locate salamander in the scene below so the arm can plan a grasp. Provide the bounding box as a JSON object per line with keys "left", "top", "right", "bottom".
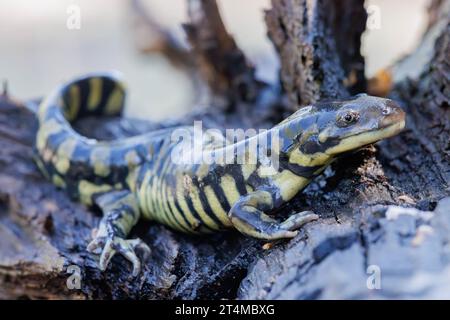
{"left": 35, "top": 72, "right": 406, "bottom": 276}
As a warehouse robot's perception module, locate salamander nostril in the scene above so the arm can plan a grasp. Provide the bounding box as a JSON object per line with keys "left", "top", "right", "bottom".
{"left": 382, "top": 107, "right": 391, "bottom": 115}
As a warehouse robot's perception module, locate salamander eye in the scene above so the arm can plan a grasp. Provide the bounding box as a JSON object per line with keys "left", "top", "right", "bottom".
{"left": 337, "top": 110, "right": 360, "bottom": 127}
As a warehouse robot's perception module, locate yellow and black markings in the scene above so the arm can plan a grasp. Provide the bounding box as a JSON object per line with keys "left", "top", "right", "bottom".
{"left": 34, "top": 74, "right": 406, "bottom": 274}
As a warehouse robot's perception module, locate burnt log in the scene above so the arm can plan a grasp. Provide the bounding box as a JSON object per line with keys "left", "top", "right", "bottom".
{"left": 183, "top": 0, "right": 261, "bottom": 108}
{"left": 265, "top": 0, "right": 367, "bottom": 109}
{"left": 239, "top": 0, "right": 450, "bottom": 299}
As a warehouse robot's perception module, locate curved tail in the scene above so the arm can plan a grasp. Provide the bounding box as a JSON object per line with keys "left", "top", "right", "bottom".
{"left": 35, "top": 72, "right": 167, "bottom": 204}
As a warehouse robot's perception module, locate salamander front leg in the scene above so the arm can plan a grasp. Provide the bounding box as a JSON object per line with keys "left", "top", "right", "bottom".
{"left": 87, "top": 190, "right": 150, "bottom": 277}
{"left": 228, "top": 190, "right": 318, "bottom": 240}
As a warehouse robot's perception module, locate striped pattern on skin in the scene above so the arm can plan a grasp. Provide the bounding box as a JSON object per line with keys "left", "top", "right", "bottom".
{"left": 34, "top": 73, "right": 406, "bottom": 275}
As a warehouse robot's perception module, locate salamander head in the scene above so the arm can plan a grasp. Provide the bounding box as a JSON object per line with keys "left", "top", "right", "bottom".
{"left": 278, "top": 94, "right": 406, "bottom": 167}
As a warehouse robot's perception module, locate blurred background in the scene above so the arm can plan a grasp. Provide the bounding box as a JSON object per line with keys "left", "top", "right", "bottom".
{"left": 0, "top": 0, "right": 430, "bottom": 120}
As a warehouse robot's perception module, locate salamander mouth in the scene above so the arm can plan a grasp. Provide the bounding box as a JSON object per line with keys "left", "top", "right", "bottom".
{"left": 325, "top": 119, "right": 406, "bottom": 156}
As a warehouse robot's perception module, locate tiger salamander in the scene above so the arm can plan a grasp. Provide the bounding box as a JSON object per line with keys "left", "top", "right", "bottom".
{"left": 35, "top": 73, "right": 406, "bottom": 276}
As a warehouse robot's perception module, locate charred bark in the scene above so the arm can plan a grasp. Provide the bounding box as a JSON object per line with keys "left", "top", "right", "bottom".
{"left": 265, "top": 0, "right": 367, "bottom": 109}
{"left": 183, "top": 0, "right": 261, "bottom": 108}
{"left": 239, "top": 1, "right": 450, "bottom": 299}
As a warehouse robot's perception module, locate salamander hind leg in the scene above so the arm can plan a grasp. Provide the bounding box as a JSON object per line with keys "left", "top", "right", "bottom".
{"left": 228, "top": 190, "right": 318, "bottom": 240}
{"left": 87, "top": 190, "right": 150, "bottom": 277}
